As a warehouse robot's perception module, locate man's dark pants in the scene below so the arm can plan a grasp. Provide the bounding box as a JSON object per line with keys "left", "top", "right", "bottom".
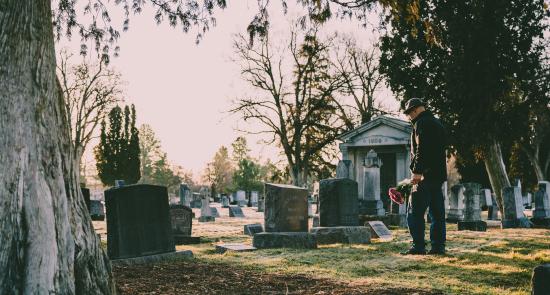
{"left": 407, "top": 181, "right": 446, "bottom": 250}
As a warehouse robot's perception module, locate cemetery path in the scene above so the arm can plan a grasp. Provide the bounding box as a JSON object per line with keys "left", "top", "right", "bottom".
{"left": 113, "top": 259, "right": 442, "bottom": 295}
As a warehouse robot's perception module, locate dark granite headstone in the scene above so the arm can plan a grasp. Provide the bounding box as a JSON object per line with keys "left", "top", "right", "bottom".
{"left": 487, "top": 194, "right": 500, "bottom": 220}
{"left": 229, "top": 206, "right": 245, "bottom": 218}
{"left": 264, "top": 183, "right": 308, "bottom": 232}
{"left": 169, "top": 205, "right": 200, "bottom": 244}
{"left": 532, "top": 181, "right": 550, "bottom": 227}
{"left": 90, "top": 200, "right": 105, "bottom": 221}
{"left": 179, "top": 183, "right": 191, "bottom": 207}
{"left": 447, "top": 184, "right": 464, "bottom": 223}
{"left": 319, "top": 178, "right": 359, "bottom": 227}
{"left": 458, "top": 183, "right": 487, "bottom": 231}
{"left": 105, "top": 184, "right": 175, "bottom": 259}
{"left": 81, "top": 187, "right": 91, "bottom": 212}
{"left": 221, "top": 195, "right": 230, "bottom": 208}
{"left": 244, "top": 223, "right": 264, "bottom": 236}
{"left": 210, "top": 207, "right": 220, "bottom": 218}
{"left": 532, "top": 264, "right": 550, "bottom": 295}
{"left": 365, "top": 221, "right": 392, "bottom": 240}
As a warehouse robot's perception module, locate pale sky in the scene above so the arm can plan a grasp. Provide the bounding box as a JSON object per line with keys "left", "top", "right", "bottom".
{"left": 57, "top": 1, "right": 400, "bottom": 181}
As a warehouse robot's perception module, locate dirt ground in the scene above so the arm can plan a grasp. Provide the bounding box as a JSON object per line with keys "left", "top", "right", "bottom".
{"left": 113, "top": 258, "right": 442, "bottom": 295}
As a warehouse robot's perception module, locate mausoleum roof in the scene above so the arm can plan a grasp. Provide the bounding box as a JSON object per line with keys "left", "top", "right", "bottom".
{"left": 337, "top": 115, "right": 412, "bottom": 142}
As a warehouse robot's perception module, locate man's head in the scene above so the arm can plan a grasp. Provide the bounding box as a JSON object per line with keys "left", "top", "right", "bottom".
{"left": 403, "top": 98, "right": 426, "bottom": 121}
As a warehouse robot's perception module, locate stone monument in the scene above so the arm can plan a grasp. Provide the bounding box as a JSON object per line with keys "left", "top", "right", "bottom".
{"left": 359, "top": 150, "right": 385, "bottom": 216}
{"left": 199, "top": 195, "right": 215, "bottom": 222}
{"left": 501, "top": 186, "right": 530, "bottom": 228}
{"left": 90, "top": 200, "right": 105, "bottom": 221}
{"left": 169, "top": 205, "right": 200, "bottom": 244}
{"left": 458, "top": 183, "right": 487, "bottom": 231}
{"left": 250, "top": 191, "right": 259, "bottom": 207}
{"left": 531, "top": 181, "right": 550, "bottom": 227}
{"left": 236, "top": 190, "right": 247, "bottom": 207}
{"left": 105, "top": 184, "right": 175, "bottom": 259}
{"left": 179, "top": 183, "right": 191, "bottom": 207}
{"left": 253, "top": 183, "right": 316, "bottom": 249}
{"left": 335, "top": 160, "right": 354, "bottom": 179}
{"left": 447, "top": 184, "right": 465, "bottom": 223}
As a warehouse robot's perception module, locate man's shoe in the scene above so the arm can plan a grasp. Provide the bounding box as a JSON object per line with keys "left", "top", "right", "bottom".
{"left": 400, "top": 247, "right": 426, "bottom": 255}
{"left": 428, "top": 248, "right": 446, "bottom": 255}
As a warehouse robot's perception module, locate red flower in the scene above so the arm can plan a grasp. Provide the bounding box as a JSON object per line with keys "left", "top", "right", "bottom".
{"left": 388, "top": 188, "right": 405, "bottom": 205}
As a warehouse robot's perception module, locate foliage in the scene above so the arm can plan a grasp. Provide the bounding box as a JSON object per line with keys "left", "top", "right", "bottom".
{"left": 203, "top": 146, "right": 234, "bottom": 194}
{"left": 94, "top": 104, "right": 140, "bottom": 186}
{"left": 232, "top": 158, "right": 263, "bottom": 193}
{"left": 231, "top": 136, "right": 251, "bottom": 163}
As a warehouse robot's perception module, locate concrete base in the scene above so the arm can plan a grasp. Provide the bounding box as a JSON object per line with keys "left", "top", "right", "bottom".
{"left": 198, "top": 216, "right": 215, "bottom": 222}
{"left": 501, "top": 217, "right": 532, "bottom": 229}
{"left": 531, "top": 217, "right": 550, "bottom": 228}
{"left": 253, "top": 232, "right": 317, "bottom": 249}
{"left": 173, "top": 236, "right": 201, "bottom": 245}
{"left": 310, "top": 226, "right": 371, "bottom": 245}
{"left": 111, "top": 250, "right": 193, "bottom": 266}
{"left": 458, "top": 220, "right": 487, "bottom": 231}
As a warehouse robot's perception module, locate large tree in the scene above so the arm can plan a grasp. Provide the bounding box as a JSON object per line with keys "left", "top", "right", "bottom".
{"left": 203, "top": 146, "right": 234, "bottom": 194}
{"left": 379, "top": 0, "right": 549, "bottom": 211}
{"left": 0, "top": 0, "right": 402, "bottom": 292}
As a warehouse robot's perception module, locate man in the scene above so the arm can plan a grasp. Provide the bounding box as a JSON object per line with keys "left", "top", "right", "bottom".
{"left": 402, "top": 98, "right": 447, "bottom": 255}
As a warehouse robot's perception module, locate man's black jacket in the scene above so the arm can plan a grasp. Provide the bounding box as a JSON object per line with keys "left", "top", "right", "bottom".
{"left": 410, "top": 110, "right": 447, "bottom": 185}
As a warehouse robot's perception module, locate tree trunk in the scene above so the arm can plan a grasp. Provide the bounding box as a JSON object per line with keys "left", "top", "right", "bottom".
{"left": 0, "top": 1, "right": 115, "bottom": 294}
{"left": 483, "top": 138, "right": 511, "bottom": 218}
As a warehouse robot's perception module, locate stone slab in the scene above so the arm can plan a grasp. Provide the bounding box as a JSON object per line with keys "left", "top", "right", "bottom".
{"left": 458, "top": 220, "right": 487, "bottom": 231}
{"left": 244, "top": 224, "right": 264, "bottom": 236}
{"left": 215, "top": 244, "right": 257, "bottom": 254}
{"left": 229, "top": 206, "right": 245, "bottom": 218}
{"left": 310, "top": 226, "right": 371, "bottom": 245}
{"left": 111, "top": 250, "right": 193, "bottom": 266}
{"left": 365, "top": 221, "right": 392, "bottom": 240}
{"left": 253, "top": 232, "right": 317, "bottom": 249}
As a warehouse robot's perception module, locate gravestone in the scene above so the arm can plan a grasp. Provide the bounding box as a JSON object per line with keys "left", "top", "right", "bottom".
{"left": 105, "top": 184, "right": 174, "bottom": 259}
{"left": 458, "top": 183, "right": 487, "bottom": 231}
{"left": 480, "top": 189, "right": 492, "bottom": 210}
{"left": 250, "top": 191, "right": 259, "bottom": 207}
{"left": 199, "top": 197, "right": 215, "bottom": 222}
{"left": 531, "top": 181, "right": 550, "bottom": 227}
{"left": 215, "top": 244, "right": 257, "bottom": 254}
{"left": 335, "top": 159, "right": 354, "bottom": 179}
{"left": 90, "top": 200, "right": 105, "bottom": 221}
{"left": 359, "top": 150, "right": 385, "bottom": 216}
{"left": 210, "top": 207, "right": 220, "bottom": 218}
{"left": 221, "top": 195, "right": 230, "bottom": 208}
{"left": 254, "top": 183, "right": 316, "bottom": 249}
{"left": 179, "top": 183, "right": 191, "bottom": 207}
{"left": 488, "top": 193, "right": 500, "bottom": 220}
{"left": 169, "top": 205, "right": 200, "bottom": 244}
{"left": 387, "top": 202, "right": 407, "bottom": 228}
{"left": 257, "top": 198, "right": 265, "bottom": 212}
{"left": 244, "top": 223, "right": 264, "bottom": 236}
{"left": 236, "top": 190, "right": 247, "bottom": 207}
{"left": 318, "top": 178, "right": 359, "bottom": 227}
{"left": 81, "top": 186, "right": 91, "bottom": 212}
{"left": 501, "top": 186, "right": 531, "bottom": 228}
{"left": 447, "top": 184, "right": 465, "bottom": 223}
{"left": 365, "top": 221, "right": 392, "bottom": 240}
{"left": 311, "top": 226, "right": 371, "bottom": 244}
{"left": 532, "top": 264, "right": 550, "bottom": 295}
{"left": 312, "top": 215, "right": 320, "bottom": 227}
{"left": 191, "top": 193, "right": 202, "bottom": 209}
{"left": 229, "top": 206, "right": 245, "bottom": 218}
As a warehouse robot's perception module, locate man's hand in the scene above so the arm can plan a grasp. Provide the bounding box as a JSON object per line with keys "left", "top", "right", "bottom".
{"left": 411, "top": 173, "right": 423, "bottom": 185}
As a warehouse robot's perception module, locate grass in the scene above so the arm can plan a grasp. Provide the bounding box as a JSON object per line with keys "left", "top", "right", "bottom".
{"left": 181, "top": 223, "right": 550, "bottom": 295}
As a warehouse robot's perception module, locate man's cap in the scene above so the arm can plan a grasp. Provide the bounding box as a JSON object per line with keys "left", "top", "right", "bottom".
{"left": 403, "top": 98, "right": 425, "bottom": 114}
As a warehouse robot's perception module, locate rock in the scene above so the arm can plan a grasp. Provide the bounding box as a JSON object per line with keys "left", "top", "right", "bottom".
{"left": 253, "top": 232, "right": 317, "bottom": 249}
{"left": 310, "top": 226, "right": 371, "bottom": 245}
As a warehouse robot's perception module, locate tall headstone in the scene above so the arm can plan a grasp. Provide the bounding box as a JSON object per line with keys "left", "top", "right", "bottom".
{"left": 236, "top": 190, "right": 247, "bottom": 207}
{"left": 105, "top": 184, "right": 174, "bottom": 259}
{"left": 254, "top": 183, "right": 316, "bottom": 249}
{"left": 199, "top": 195, "right": 215, "bottom": 222}
{"left": 360, "top": 150, "right": 385, "bottom": 216}
{"left": 531, "top": 181, "right": 550, "bottom": 227}
{"left": 458, "top": 183, "right": 487, "bottom": 231}
{"left": 318, "top": 178, "right": 359, "bottom": 227}
{"left": 447, "top": 184, "right": 465, "bottom": 223}
{"left": 257, "top": 197, "right": 265, "bottom": 212}
{"left": 179, "top": 183, "right": 191, "bottom": 207}
{"left": 191, "top": 192, "right": 202, "bottom": 208}
{"left": 480, "top": 189, "right": 492, "bottom": 210}
{"left": 488, "top": 193, "right": 500, "bottom": 220}
{"left": 335, "top": 160, "right": 354, "bottom": 179}
{"left": 221, "top": 195, "right": 230, "bottom": 208}
{"left": 501, "top": 186, "right": 530, "bottom": 228}
{"left": 250, "top": 191, "right": 259, "bottom": 207}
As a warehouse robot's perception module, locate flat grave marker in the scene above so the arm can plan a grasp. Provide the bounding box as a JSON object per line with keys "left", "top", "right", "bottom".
{"left": 366, "top": 221, "right": 392, "bottom": 240}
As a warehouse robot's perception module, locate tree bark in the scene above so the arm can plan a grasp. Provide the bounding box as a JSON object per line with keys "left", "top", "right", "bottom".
{"left": 0, "top": 1, "right": 115, "bottom": 294}
{"left": 483, "top": 138, "right": 511, "bottom": 218}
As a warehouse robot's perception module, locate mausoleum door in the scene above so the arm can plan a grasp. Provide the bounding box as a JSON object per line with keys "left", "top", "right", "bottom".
{"left": 379, "top": 153, "right": 397, "bottom": 211}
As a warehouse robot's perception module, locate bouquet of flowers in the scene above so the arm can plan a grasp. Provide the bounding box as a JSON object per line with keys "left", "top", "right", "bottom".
{"left": 388, "top": 179, "right": 413, "bottom": 205}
